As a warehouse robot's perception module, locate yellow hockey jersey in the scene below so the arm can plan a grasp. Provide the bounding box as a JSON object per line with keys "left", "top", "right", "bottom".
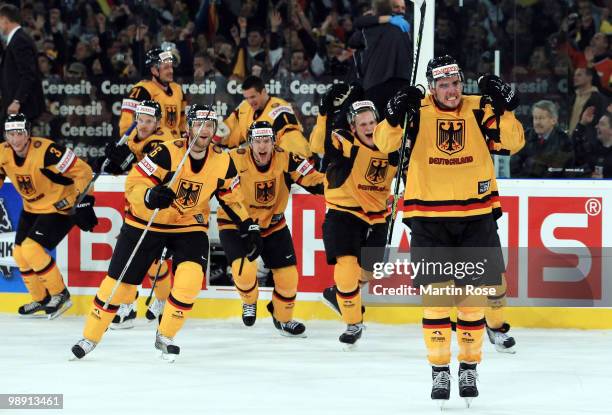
{"left": 223, "top": 97, "right": 311, "bottom": 158}
{"left": 119, "top": 80, "right": 186, "bottom": 139}
{"left": 0, "top": 137, "right": 92, "bottom": 214}
{"left": 318, "top": 114, "right": 403, "bottom": 225}
{"left": 374, "top": 94, "right": 525, "bottom": 220}
{"left": 125, "top": 140, "right": 250, "bottom": 233}
{"left": 127, "top": 126, "right": 176, "bottom": 162}
{"left": 217, "top": 146, "right": 324, "bottom": 236}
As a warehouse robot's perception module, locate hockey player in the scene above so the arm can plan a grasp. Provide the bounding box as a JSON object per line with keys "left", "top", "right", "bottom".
{"left": 221, "top": 76, "right": 312, "bottom": 158}
{"left": 373, "top": 55, "right": 525, "bottom": 405}
{"left": 314, "top": 91, "right": 404, "bottom": 348}
{"left": 104, "top": 100, "right": 177, "bottom": 329}
{"left": 118, "top": 48, "right": 186, "bottom": 139}
{"left": 0, "top": 113, "right": 97, "bottom": 318}
{"left": 71, "top": 104, "right": 260, "bottom": 361}
{"left": 217, "top": 120, "right": 324, "bottom": 336}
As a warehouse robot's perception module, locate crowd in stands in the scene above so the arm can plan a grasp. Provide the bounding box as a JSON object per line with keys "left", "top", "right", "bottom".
{"left": 0, "top": 0, "right": 610, "bottom": 177}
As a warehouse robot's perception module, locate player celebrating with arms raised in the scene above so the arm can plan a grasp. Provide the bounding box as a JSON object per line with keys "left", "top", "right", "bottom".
{"left": 314, "top": 88, "right": 404, "bottom": 348}
{"left": 374, "top": 55, "right": 524, "bottom": 406}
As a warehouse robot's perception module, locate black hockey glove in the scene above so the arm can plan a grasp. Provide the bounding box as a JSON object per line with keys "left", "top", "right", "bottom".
{"left": 385, "top": 86, "right": 424, "bottom": 127}
{"left": 72, "top": 195, "right": 99, "bottom": 232}
{"left": 319, "top": 82, "right": 352, "bottom": 116}
{"left": 477, "top": 74, "right": 519, "bottom": 114}
{"left": 144, "top": 185, "right": 176, "bottom": 210}
{"left": 240, "top": 219, "right": 263, "bottom": 262}
{"left": 103, "top": 142, "right": 135, "bottom": 175}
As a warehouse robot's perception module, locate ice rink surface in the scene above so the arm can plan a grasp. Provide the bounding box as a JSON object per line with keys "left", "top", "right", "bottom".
{"left": 1, "top": 314, "right": 611, "bottom": 415}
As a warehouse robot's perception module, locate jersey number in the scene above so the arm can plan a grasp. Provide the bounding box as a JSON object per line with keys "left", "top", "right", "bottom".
{"left": 148, "top": 145, "right": 163, "bottom": 158}
{"left": 49, "top": 147, "right": 63, "bottom": 158}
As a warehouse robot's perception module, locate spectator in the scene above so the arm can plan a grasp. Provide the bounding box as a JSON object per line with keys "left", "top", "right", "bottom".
{"left": 574, "top": 1, "right": 598, "bottom": 51}
{"left": 279, "top": 6, "right": 325, "bottom": 79}
{"left": 0, "top": 4, "right": 45, "bottom": 125}
{"left": 65, "top": 62, "right": 87, "bottom": 81}
{"left": 233, "top": 17, "right": 277, "bottom": 79}
{"left": 213, "top": 36, "right": 238, "bottom": 78}
{"left": 434, "top": 13, "right": 459, "bottom": 60}
{"left": 289, "top": 50, "right": 312, "bottom": 80}
{"left": 527, "top": 46, "right": 553, "bottom": 77}
{"left": 323, "top": 34, "right": 353, "bottom": 77}
{"left": 511, "top": 100, "right": 575, "bottom": 178}
{"left": 461, "top": 26, "right": 491, "bottom": 79}
{"left": 37, "top": 53, "right": 60, "bottom": 84}
{"left": 584, "top": 32, "right": 611, "bottom": 96}
{"left": 573, "top": 109, "right": 612, "bottom": 178}
{"left": 193, "top": 51, "right": 217, "bottom": 81}
{"left": 568, "top": 67, "right": 607, "bottom": 133}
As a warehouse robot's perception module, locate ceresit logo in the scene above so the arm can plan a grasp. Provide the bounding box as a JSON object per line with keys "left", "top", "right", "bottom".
{"left": 528, "top": 197, "right": 602, "bottom": 300}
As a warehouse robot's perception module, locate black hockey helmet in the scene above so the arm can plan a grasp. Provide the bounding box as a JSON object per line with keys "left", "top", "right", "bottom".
{"left": 135, "top": 100, "right": 162, "bottom": 120}
{"left": 4, "top": 113, "right": 30, "bottom": 135}
{"left": 346, "top": 100, "right": 379, "bottom": 125}
{"left": 425, "top": 55, "right": 464, "bottom": 86}
{"left": 187, "top": 104, "right": 218, "bottom": 131}
{"left": 247, "top": 121, "right": 275, "bottom": 143}
{"left": 145, "top": 47, "right": 175, "bottom": 69}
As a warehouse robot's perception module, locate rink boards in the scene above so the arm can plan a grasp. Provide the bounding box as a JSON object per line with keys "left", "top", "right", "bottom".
{"left": 1, "top": 177, "right": 611, "bottom": 328}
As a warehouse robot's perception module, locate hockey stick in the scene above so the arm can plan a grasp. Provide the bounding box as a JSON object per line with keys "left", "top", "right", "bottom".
{"left": 103, "top": 112, "right": 213, "bottom": 309}
{"left": 385, "top": 0, "right": 426, "bottom": 246}
{"left": 70, "top": 121, "right": 137, "bottom": 214}
{"left": 145, "top": 247, "right": 168, "bottom": 306}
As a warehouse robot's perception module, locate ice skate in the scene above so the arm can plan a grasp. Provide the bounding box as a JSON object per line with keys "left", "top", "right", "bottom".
{"left": 242, "top": 302, "right": 257, "bottom": 326}
{"left": 155, "top": 331, "right": 180, "bottom": 362}
{"left": 145, "top": 298, "right": 165, "bottom": 322}
{"left": 45, "top": 288, "right": 72, "bottom": 319}
{"left": 458, "top": 362, "right": 478, "bottom": 408}
{"left": 274, "top": 319, "right": 306, "bottom": 337}
{"left": 110, "top": 302, "right": 137, "bottom": 329}
{"left": 18, "top": 295, "right": 50, "bottom": 318}
{"left": 339, "top": 323, "right": 364, "bottom": 350}
{"left": 486, "top": 323, "right": 516, "bottom": 354}
{"left": 70, "top": 338, "right": 97, "bottom": 360}
{"left": 430, "top": 365, "right": 451, "bottom": 408}
{"left": 266, "top": 301, "right": 306, "bottom": 337}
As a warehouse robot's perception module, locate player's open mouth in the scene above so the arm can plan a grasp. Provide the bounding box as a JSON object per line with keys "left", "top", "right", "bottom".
{"left": 366, "top": 133, "right": 374, "bottom": 139}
